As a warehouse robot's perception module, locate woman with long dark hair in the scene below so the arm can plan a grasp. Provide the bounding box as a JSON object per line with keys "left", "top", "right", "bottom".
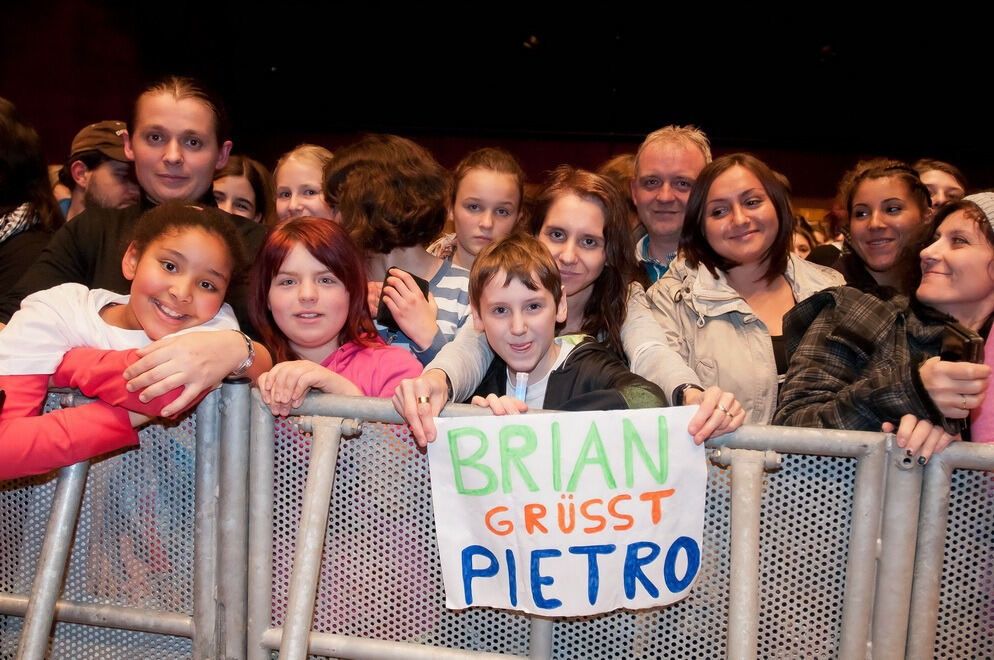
{"left": 0, "top": 97, "right": 62, "bottom": 294}
{"left": 648, "top": 153, "right": 845, "bottom": 424}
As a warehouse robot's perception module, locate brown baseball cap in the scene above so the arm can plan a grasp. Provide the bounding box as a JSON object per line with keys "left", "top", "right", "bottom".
{"left": 67, "top": 120, "right": 128, "bottom": 162}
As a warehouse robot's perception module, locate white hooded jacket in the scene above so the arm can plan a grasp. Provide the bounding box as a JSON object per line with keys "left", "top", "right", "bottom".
{"left": 646, "top": 254, "right": 845, "bottom": 424}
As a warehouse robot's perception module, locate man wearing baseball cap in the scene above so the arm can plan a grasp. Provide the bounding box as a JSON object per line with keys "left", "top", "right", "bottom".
{"left": 57, "top": 120, "right": 139, "bottom": 220}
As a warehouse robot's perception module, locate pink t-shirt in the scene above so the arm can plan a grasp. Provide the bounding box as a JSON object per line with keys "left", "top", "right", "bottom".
{"left": 320, "top": 338, "right": 422, "bottom": 398}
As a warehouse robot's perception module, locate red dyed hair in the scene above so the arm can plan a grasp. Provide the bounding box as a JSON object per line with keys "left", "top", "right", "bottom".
{"left": 249, "top": 216, "right": 378, "bottom": 363}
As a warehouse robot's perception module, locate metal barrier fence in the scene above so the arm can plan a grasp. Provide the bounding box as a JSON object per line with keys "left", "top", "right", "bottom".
{"left": 908, "top": 442, "right": 994, "bottom": 659}
{"left": 1, "top": 380, "right": 993, "bottom": 659}
{"left": 0, "top": 381, "right": 251, "bottom": 660}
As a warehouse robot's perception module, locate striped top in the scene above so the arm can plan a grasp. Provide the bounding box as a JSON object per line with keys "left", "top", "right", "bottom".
{"left": 376, "top": 259, "right": 471, "bottom": 365}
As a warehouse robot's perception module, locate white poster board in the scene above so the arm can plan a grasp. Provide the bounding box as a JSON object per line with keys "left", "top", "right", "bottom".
{"left": 428, "top": 406, "right": 706, "bottom": 616}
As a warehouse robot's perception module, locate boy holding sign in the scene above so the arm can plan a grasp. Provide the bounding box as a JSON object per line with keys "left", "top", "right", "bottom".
{"left": 425, "top": 235, "right": 705, "bottom": 615}
{"left": 466, "top": 233, "right": 665, "bottom": 413}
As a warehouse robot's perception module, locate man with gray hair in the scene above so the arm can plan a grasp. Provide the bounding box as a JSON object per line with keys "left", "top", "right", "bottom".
{"left": 630, "top": 125, "right": 711, "bottom": 282}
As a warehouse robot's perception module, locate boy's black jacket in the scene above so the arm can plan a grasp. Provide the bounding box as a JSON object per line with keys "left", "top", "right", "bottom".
{"left": 469, "top": 336, "right": 666, "bottom": 411}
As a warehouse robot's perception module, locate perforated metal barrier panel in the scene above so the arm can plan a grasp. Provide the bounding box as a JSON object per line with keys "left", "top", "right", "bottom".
{"left": 4, "top": 389, "right": 992, "bottom": 659}
{"left": 269, "top": 419, "right": 857, "bottom": 658}
{"left": 550, "top": 460, "right": 734, "bottom": 660}
{"left": 934, "top": 468, "right": 994, "bottom": 659}
{"left": 554, "top": 454, "right": 855, "bottom": 660}
{"left": 0, "top": 394, "right": 196, "bottom": 659}
{"left": 270, "top": 418, "right": 532, "bottom": 657}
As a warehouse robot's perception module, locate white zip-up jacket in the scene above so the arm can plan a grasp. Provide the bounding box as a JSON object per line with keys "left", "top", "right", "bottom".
{"left": 646, "top": 255, "right": 844, "bottom": 424}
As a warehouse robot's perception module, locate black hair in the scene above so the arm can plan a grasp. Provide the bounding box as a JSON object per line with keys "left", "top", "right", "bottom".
{"left": 129, "top": 201, "right": 247, "bottom": 285}
{"left": 681, "top": 153, "right": 795, "bottom": 282}
{"left": 0, "top": 97, "right": 62, "bottom": 231}
{"left": 844, "top": 159, "right": 931, "bottom": 217}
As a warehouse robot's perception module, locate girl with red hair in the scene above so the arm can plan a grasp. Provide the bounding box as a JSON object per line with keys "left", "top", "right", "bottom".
{"left": 250, "top": 216, "right": 421, "bottom": 413}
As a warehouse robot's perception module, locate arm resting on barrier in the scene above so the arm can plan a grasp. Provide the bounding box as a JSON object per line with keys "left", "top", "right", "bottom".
{"left": 123, "top": 331, "right": 273, "bottom": 417}
{"left": 258, "top": 361, "right": 363, "bottom": 417}
{"left": 624, "top": 282, "right": 702, "bottom": 397}
{"left": 423, "top": 321, "right": 493, "bottom": 403}
{"left": 53, "top": 347, "right": 207, "bottom": 418}
{"left": 0, "top": 373, "right": 50, "bottom": 419}
{"left": 0, "top": 397, "right": 139, "bottom": 480}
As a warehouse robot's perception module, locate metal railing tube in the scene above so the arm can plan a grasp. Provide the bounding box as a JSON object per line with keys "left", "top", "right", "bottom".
{"left": 291, "top": 393, "right": 496, "bottom": 422}
{"left": 217, "top": 379, "right": 251, "bottom": 659}
{"left": 905, "top": 453, "right": 954, "bottom": 659}
{"left": 279, "top": 416, "right": 345, "bottom": 660}
{"left": 870, "top": 442, "right": 923, "bottom": 658}
{"left": 528, "top": 617, "right": 553, "bottom": 660}
{"left": 260, "top": 627, "right": 527, "bottom": 659}
{"left": 247, "top": 389, "right": 277, "bottom": 660}
{"left": 837, "top": 438, "right": 887, "bottom": 659}
{"left": 0, "top": 594, "right": 193, "bottom": 638}
{"left": 192, "top": 389, "right": 221, "bottom": 659}
{"left": 928, "top": 439, "right": 994, "bottom": 470}
{"left": 710, "top": 425, "right": 883, "bottom": 458}
{"left": 15, "top": 460, "right": 90, "bottom": 660}
{"left": 722, "top": 448, "right": 769, "bottom": 660}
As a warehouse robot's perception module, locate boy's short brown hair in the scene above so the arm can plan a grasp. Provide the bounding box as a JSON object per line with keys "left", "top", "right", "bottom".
{"left": 469, "top": 232, "right": 562, "bottom": 310}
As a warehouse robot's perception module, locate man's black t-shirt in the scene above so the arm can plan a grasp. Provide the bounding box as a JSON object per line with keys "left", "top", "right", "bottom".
{"left": 0, "top": 193, "right": 267, "bottom": 337}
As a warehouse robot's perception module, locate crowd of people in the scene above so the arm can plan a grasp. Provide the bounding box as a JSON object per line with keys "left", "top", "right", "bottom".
{"left": 1, "top": 74, "right": 991, "bottom": 480}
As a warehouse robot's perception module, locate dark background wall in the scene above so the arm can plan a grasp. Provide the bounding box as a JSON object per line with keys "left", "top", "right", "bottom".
{"left": 3, "top": 2, "right": 989, "bottom": 208}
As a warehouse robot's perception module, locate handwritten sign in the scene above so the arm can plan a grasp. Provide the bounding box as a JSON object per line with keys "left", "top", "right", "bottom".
{"left": 427, "top": 406, "right": 706, "bottom": 616}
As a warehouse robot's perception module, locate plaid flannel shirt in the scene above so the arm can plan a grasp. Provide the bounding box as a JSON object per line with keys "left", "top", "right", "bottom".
{"left": 774, "top": 286, "right": 958, "bottom": 434}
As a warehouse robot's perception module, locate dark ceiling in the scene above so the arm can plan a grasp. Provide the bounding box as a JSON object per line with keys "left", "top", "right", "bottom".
{"left": 2, "top": 2, "right": 990, "bottom": 196}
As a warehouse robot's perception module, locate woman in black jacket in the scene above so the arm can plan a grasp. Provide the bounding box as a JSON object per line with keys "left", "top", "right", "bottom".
{"left": 0, "top": 97, "right": 62, "bottom": 296}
